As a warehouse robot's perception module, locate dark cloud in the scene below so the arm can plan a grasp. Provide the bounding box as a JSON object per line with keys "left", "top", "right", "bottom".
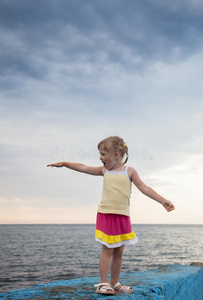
{"left": 0, "top": 0, "right": 203, "bottom": 98}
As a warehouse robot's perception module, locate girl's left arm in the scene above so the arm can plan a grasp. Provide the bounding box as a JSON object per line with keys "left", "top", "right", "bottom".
{"left": 129, "top": 167, "right": 175, "bottom": 212}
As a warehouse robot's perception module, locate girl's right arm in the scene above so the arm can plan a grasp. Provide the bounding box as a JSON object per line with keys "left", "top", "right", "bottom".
{"left": 128, "top": 166, "right": 175, "bottom": 212}
{"left": 47, "top": 162, "right": 105, "bottom": 176}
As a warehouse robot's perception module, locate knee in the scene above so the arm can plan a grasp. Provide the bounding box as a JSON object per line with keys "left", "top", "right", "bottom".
{"left": 113, "top": 246, "right": 124, "bottom": 259}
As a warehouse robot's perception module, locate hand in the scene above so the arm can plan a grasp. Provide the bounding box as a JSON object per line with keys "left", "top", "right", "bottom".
{"left": 47, "top": 162, "right": 63, "bottom": 167}
{"left": 162, "top": 199, "right": 175, "bottom": 212}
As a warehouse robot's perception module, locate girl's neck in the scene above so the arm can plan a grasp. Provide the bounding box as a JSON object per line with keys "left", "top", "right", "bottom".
{"left": 109, "top": 162, "right": 125, "bottom": 171}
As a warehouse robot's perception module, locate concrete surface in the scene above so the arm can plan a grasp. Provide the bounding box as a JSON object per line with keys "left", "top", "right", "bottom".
{"left": 0, "top": 264, "right": 202, "bottom": 299}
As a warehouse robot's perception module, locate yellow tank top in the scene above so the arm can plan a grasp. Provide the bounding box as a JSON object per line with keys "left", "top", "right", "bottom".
{"left": 97, "top": 166, "right": 132, "bottom": 216}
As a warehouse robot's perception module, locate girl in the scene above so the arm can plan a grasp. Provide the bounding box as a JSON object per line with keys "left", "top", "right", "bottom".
{"left": 47, "top": 136, "right": 175, "bottom": 295}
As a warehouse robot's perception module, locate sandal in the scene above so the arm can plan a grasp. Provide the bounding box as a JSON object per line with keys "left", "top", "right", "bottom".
{"left": 94, "top": 283, "right": 115, "bottom": 295}
{"left": 112, "top": 282, "right": 133, "bottom": 294}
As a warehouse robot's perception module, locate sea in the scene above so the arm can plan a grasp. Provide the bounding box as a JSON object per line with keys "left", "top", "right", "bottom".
{"left": 0, "top": 224, "right": 202, "bottom": 293}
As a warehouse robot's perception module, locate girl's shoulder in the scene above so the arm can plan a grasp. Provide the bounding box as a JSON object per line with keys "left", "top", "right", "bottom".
{"left": 126, "top": 166, "right": 138, "bottom": 181}
{"left": 100, "top": 166, "right": 107, "bottom": 176}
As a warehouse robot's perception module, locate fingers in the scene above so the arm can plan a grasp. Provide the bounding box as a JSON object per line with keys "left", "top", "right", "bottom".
{"left": 170, "top": 204, "right": 175, "bottom": 211}
{"left": 47, "top": 162, "right": 63, "bottom": 167}
{"left": 167, "top": 204, "right": 175, "bottom": 212}
{"left": 167, "top": 207, "right": 174, "bottom": 212}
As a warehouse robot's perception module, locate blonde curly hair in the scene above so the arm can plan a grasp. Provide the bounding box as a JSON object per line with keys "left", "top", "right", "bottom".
{"left": 98, "top": 136, "right": 129, "bottom": 165}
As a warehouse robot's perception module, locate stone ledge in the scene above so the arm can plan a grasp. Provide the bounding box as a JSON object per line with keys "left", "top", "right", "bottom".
{"left": 0, "top": 264, "right": 203, "bottom": 299}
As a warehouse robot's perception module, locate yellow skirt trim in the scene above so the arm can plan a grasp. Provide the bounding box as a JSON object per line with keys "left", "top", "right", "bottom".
{"left": 95, "top": 229, "right": 136, "bottom": 244}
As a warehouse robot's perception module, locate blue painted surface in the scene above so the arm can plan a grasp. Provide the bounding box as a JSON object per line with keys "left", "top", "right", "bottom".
{"left": 0, "top": 265, "right": 202, "bottom": 299}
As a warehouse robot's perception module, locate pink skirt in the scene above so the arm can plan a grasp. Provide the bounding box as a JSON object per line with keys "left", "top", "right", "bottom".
{"left": 95, "top": 213, "right": 138, "bottom": 248}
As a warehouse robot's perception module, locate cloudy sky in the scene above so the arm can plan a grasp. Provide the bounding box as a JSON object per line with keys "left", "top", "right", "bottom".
{"left": 0, "top": 0, "right": 202, "bottom": 224}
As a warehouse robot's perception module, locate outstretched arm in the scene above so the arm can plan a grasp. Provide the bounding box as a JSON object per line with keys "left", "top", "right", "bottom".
{"left": 47, "top": 162, "right": 105, "bottom": 176}
{"left": 129, "top": 167, "right": 175, "bottom": 212}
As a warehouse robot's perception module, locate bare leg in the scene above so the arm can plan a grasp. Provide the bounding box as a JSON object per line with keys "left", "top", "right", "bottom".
{"left": 110, "top": 245, "right": 124, "bottom": 287}
{"left": 99, "top": 245, "right": 113, "bottom": 283}
{"left": 110, "top": 245, "right": 133, "bottom": 293}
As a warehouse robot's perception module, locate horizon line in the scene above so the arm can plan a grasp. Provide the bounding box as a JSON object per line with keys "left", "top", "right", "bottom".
{"left": 0, "top": 223, "right": 202, "bottom": 226}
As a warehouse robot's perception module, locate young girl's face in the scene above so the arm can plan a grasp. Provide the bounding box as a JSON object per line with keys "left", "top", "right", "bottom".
{"left": 99, "top": 147, "right": 121, "bottom": 170}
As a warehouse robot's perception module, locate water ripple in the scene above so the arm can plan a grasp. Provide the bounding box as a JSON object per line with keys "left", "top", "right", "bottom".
{"left": 0, "top": 224, "right": 202, "bottom": 293}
